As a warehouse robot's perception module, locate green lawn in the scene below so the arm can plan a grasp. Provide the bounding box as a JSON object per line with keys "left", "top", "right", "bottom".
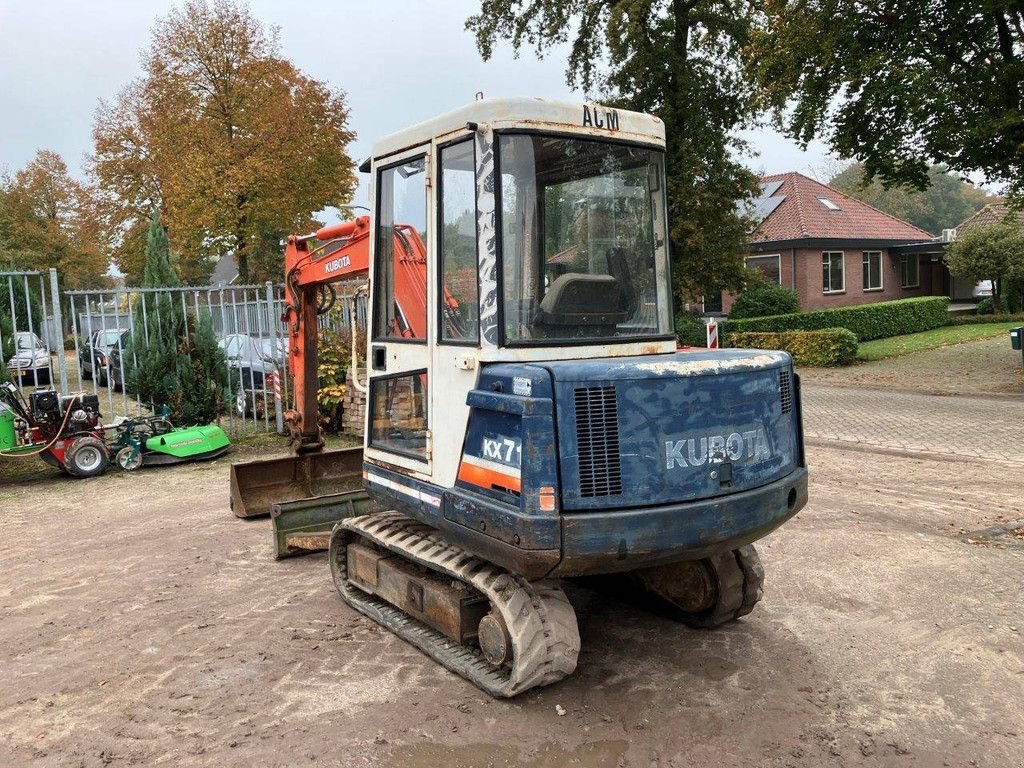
{"left": 857, "top": 322, "right": 1021, "bottom": 361}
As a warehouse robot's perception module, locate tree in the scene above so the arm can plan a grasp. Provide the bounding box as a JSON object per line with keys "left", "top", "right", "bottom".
{"left": 126, "top": 213, "right": 189, "bottom": 411}
{"left": 126, "top": 211, "right": 228, "bottom": 424}
{"left": 90, "top": 0, "right": 357, "bottom": 284}
{"left": 175, "top": 311, "right": 229, "bottom": 426}
{"left": 729, "top": 275, "right": 800, "bottom": 318}
{"left": 0, "top": 150, "right": 109, "bottom": 289}
{"left": 748, "top": 2, "right": 1024, "bottom": 192}
{"left": 829, "top": 163, "right": 993, "bottom": 235}
{"left": 945, "top": 222, "right": 1024, "bottom": 311}
{"left": 466, "top": 0, "right": 762, "bottom": 302}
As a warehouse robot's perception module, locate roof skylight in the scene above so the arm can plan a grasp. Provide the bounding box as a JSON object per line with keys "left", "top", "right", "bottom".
{"left": 818, "top": 197, "right": 842, "bottom": 211}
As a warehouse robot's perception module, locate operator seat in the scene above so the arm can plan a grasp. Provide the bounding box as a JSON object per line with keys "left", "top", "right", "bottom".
{"left": 532, "top": 273, "right": 626, "bottom": 338}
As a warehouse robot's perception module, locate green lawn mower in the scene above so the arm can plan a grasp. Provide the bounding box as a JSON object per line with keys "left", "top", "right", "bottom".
{"left": 110, "top": 406, "right": 231, "bottom": 472}
{"left": 1, "top": 381, "right": 230, "bottom": 477}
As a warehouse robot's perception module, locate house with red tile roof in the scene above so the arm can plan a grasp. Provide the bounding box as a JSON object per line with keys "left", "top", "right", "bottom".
{"left": 717, "top": 172, "right": 950, "bottom": 313}
{"left": 956, "top": 198, "right": 1019, "bottom": 235}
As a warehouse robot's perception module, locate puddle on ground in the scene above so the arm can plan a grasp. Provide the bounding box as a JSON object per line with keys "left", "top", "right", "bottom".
{"left": 960, "top": 520, "right": 1024, "bottom": 549}
{"left": 382, "top": 739, "right": 630, "bottom": 768}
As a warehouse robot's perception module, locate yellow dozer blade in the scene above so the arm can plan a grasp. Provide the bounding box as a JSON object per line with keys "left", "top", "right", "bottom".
{"left": 229, "top": 447, "right": 365, "bottom": 518}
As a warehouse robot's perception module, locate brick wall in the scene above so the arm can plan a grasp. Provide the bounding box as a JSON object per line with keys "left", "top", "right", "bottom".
{"left": 342, "top": 368, "right": 366, "bottom": 437}
{"left": 724, "top": 247, "right": 942, "bottom": 313}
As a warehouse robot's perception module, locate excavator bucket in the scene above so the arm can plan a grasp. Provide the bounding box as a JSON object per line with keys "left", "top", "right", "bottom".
{"left": 229, "top": 447, "right": 364, "bottom": 519}
{"left": 271, "top": 489, "right": 382, "bottom": 559}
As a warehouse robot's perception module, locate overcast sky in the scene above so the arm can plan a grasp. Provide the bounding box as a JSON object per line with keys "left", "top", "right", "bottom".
{"left": 0, "top": 0, "right": 831, "bottom": 209}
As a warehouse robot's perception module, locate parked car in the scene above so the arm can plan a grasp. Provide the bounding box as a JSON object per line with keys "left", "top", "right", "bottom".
{"left": 104, "top": 330, "right": 132, "bottom": 393}
{"left": 973, "top": 280, "right": 994, "bottom": 299}
{"left": 219, "top": 334, "right": 286, "bottom": 416}
{"left": 5, "top": 331, "right": 52, "bottom": 386}
{"left": 79, "top": 328, "right": 128, "bottom": 387}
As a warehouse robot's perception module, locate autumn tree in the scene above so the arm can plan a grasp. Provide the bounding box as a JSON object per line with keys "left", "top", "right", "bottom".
{"left": 467, "top": 0, "right": 762, "bottom": 303}
{"left": 91, "top": 0, "right": 357, "bottom": 284}
{"left": 0, "top": 150, "right": 108, "bottom": 289}
{"left": 748, "top": 2, "right": 1024, "bottom": 193}
{"left": 946, "top": 222, "right": 1024, "bottom": 312}
{"left": 829, "top": 163, "right": 992, "bottom": 236}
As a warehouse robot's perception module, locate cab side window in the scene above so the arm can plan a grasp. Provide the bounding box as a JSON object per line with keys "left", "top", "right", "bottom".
{"left": 374, "top": 157, "right": 428, "bottom": 341}
{"left": 439, "top": 140, "right": 479, "bottom": 343}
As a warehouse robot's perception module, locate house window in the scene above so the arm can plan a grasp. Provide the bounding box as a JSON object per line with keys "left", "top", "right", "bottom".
{"left": 862, "top": 251, "right": 882, "bottom": 291}
{"left": 703, "top": 292, "right": 723, "bottom": 314}
{"left": 817, "top": 197, "right": 842, "bottom": 211}
{"left": 822, "top": 252, "right": 845, "bottom": 293}
{"left": 745, "top": 254, "right": 782, "bottom": 285}
{"left": 901, "top": 254, "right": 920, "bottom": 288}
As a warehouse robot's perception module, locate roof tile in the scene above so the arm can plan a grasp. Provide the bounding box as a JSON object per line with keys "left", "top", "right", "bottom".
{"left": 956, "top": 199, "right": 1021, "bottom": 235}
{"left": 751, "top": 172, "right": 933, "bottom": 243}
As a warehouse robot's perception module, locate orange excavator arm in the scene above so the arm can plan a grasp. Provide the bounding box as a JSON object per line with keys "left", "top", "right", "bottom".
{"left": 281, "top": 215, "right": 443, "bottom": 453}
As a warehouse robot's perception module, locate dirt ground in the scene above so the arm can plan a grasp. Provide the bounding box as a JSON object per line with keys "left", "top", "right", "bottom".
{"left": 800, "top": 335, "right": 1024, "bottom": 395}
{"left": 3, "top": 434, "right": 1023, "bottom": 768}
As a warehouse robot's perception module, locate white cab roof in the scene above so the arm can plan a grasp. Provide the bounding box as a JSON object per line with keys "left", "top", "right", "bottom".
{"left": 370, "top": 97, "right": 665, "bottom": 161}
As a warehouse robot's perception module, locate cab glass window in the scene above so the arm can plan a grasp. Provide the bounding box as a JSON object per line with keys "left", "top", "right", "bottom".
{"left": 369, "top": 372, "right": 429, "bottom": 460}
{"left": 439, "top": 140, "right": 479, "bottom": 343}
{"left": 497, "top": 134, "right": 672, "bottom": 344}
{"left": 374, "top": 157, "right": 428, "bottom": 341}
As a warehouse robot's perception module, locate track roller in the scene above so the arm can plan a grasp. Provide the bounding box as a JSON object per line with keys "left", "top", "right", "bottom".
{"left": 328, "top": 511, "right": 580, "bottom": 697}
{"left": 633, "top": 544, "right": 764, "bottom": 628}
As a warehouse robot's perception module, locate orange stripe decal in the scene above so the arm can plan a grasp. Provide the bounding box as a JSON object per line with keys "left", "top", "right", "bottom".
{"left": 458, "top": 462, "right": 522, "bottom": 493}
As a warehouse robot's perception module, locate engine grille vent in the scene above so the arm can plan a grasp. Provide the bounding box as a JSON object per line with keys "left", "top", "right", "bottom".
{"left": 779, "top": 369, "right": 793, "bottom": 414}
{"left": 574, "top": 386, "right": 623, "bottom": 498}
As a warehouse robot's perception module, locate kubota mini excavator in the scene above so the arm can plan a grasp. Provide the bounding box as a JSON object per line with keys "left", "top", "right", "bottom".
{"left": 230, "top": 98, "right": 809, "bottom": 697}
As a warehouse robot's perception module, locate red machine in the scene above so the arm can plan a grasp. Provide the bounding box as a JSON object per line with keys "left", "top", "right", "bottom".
{"left": 0, "top": 382, "right": 109, "bottom": 477}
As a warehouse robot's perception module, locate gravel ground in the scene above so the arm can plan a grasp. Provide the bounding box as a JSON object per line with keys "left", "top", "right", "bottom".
{"left": 2, "top": 406, "right": 1023, "bottom": 767}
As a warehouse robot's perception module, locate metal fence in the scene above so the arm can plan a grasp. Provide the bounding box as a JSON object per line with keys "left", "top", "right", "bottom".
{"left": 3, "top": 268, "right": 366, "bottom": 435}
{"left": 1, "top": 270, "right": 66, "bottom": 392}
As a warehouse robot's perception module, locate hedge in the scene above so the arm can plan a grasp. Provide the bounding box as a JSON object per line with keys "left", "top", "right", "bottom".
{"left": 723, "top": 296, "right": 950, "bottom": 341}
{"left": 726, "top": 328, "right": 859, "bottom": 367}
{"left": 950, "top": 312, "right": 1024, "bottom": 326}
{"left": 675, "top": 313, "right": 709, "bottom": 347}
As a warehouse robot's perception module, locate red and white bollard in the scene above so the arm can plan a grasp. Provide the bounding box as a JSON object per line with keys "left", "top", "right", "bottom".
{"left": 269, "top": 370, "right": 284, "bottom": 434}
{"left": 706, "top": 319, "right": 719, "bottom": 349}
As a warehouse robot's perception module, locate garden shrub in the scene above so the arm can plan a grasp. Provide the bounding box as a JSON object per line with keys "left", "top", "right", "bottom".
{"left": 728, "top": 283, "right": 800, "bottom": 319}
{"left": 316, "top": 316, "right": 366, "bottom": 432}
{"left": 675, "top": 313, "right": 709, "bottom": 347}
{"left": 950, "top": 312, "right": 1024, "bottom": 325}
{"left": 975, "top": 297, "right": 995, "bottom": 315}
{"left": 723, "top": 296, "right": 949, "bottom": 341}
{"left": 726, "top": 328, "right": 859, "bottom": 367}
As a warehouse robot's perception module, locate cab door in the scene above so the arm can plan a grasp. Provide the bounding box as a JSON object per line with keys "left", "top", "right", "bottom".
{"left": 365, "top": 145, "right": 434, "bottom": 480}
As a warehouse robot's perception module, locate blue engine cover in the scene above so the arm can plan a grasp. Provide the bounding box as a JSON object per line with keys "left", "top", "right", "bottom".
{"left": 545, "top": 349, "right": 799, "bottom": 510}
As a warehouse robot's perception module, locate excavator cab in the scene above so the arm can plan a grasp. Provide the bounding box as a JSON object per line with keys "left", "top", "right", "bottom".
{"left": 230, "top": 98, "right": 808, "bottom": 696}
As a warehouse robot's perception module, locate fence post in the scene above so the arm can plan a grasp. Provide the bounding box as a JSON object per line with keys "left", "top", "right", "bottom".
{"left": 266, "top": 281, "right": 284, "bottom": 435}
{"left": 48, "top": 269, "right": 69, "bottom": 393}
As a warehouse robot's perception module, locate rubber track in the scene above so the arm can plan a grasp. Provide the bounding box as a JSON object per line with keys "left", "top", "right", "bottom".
{"left": 636, "top": 544, "right": 765, "bottom": 628}
{"left": 329, "top": 511, "right": 580, "bottom": 698}
{"left": 734, "top": 544, "right": 764, "bottom": 619}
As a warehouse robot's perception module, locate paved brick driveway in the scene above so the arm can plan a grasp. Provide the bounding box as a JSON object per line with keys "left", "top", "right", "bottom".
{"left": 801, "top": 384, "right": 1024, "bottom": 465}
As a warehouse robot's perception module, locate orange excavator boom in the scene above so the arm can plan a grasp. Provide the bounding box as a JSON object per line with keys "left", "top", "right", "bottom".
{"left": 280, "top": 215, "right": 434, "bottom": 452}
